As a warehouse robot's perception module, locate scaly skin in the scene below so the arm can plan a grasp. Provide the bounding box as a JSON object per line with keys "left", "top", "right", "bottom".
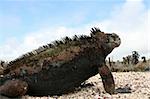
{"left": 0, "top": 28, "right": 121, "bottom": 97}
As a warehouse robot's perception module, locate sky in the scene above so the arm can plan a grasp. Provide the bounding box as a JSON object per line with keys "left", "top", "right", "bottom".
{"left": 0, "top": 0, "right": 149, "bottom": 61}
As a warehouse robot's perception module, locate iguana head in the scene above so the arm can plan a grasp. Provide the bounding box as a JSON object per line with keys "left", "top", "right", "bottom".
{"left": 105, "top": 33, "right": 121, "bottom": 48}
{"left": 90, "top": 27, "right": 121, "bottom": 54}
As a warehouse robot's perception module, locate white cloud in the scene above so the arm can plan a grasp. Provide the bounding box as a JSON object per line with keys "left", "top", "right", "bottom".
{"left": 0, "top": 0, "right": 149, "bottom": 61}
{"left": 104, "top": 0, "right": 149, "bottom": 60}
{"left": 86, "top": 0, "right": 149, "bottom": 60}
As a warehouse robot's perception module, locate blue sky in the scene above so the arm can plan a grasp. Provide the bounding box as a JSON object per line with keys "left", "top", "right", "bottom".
{"left": 0, "top": 0, "right": 125, "bottom": 42}
{"left": 0, "top": 0, "right": 149, "bottom": 61}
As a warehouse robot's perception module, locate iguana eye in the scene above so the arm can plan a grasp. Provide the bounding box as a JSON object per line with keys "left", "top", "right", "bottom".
{"left": 113, "top": 37, "right": 116, "bottom": 41}
{"left": 111, "top": 33, "right": 117, "bottom": 41}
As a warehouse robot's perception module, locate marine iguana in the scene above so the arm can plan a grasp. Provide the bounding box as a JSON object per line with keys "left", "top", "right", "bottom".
{"left": 0, "top": 27, "right": 121, "bottom": 97}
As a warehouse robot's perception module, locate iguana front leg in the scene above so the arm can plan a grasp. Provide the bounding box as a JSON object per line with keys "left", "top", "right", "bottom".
{"left": 98, "top": 64, "right": 115, "bottom": 94}
{"left": 0, "top": 79, "right": 28, "bottom": 97}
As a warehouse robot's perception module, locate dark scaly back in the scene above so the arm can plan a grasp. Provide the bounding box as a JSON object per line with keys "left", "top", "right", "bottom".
{"left": 4, "top": 28, "right": 101, "bottom": 74}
